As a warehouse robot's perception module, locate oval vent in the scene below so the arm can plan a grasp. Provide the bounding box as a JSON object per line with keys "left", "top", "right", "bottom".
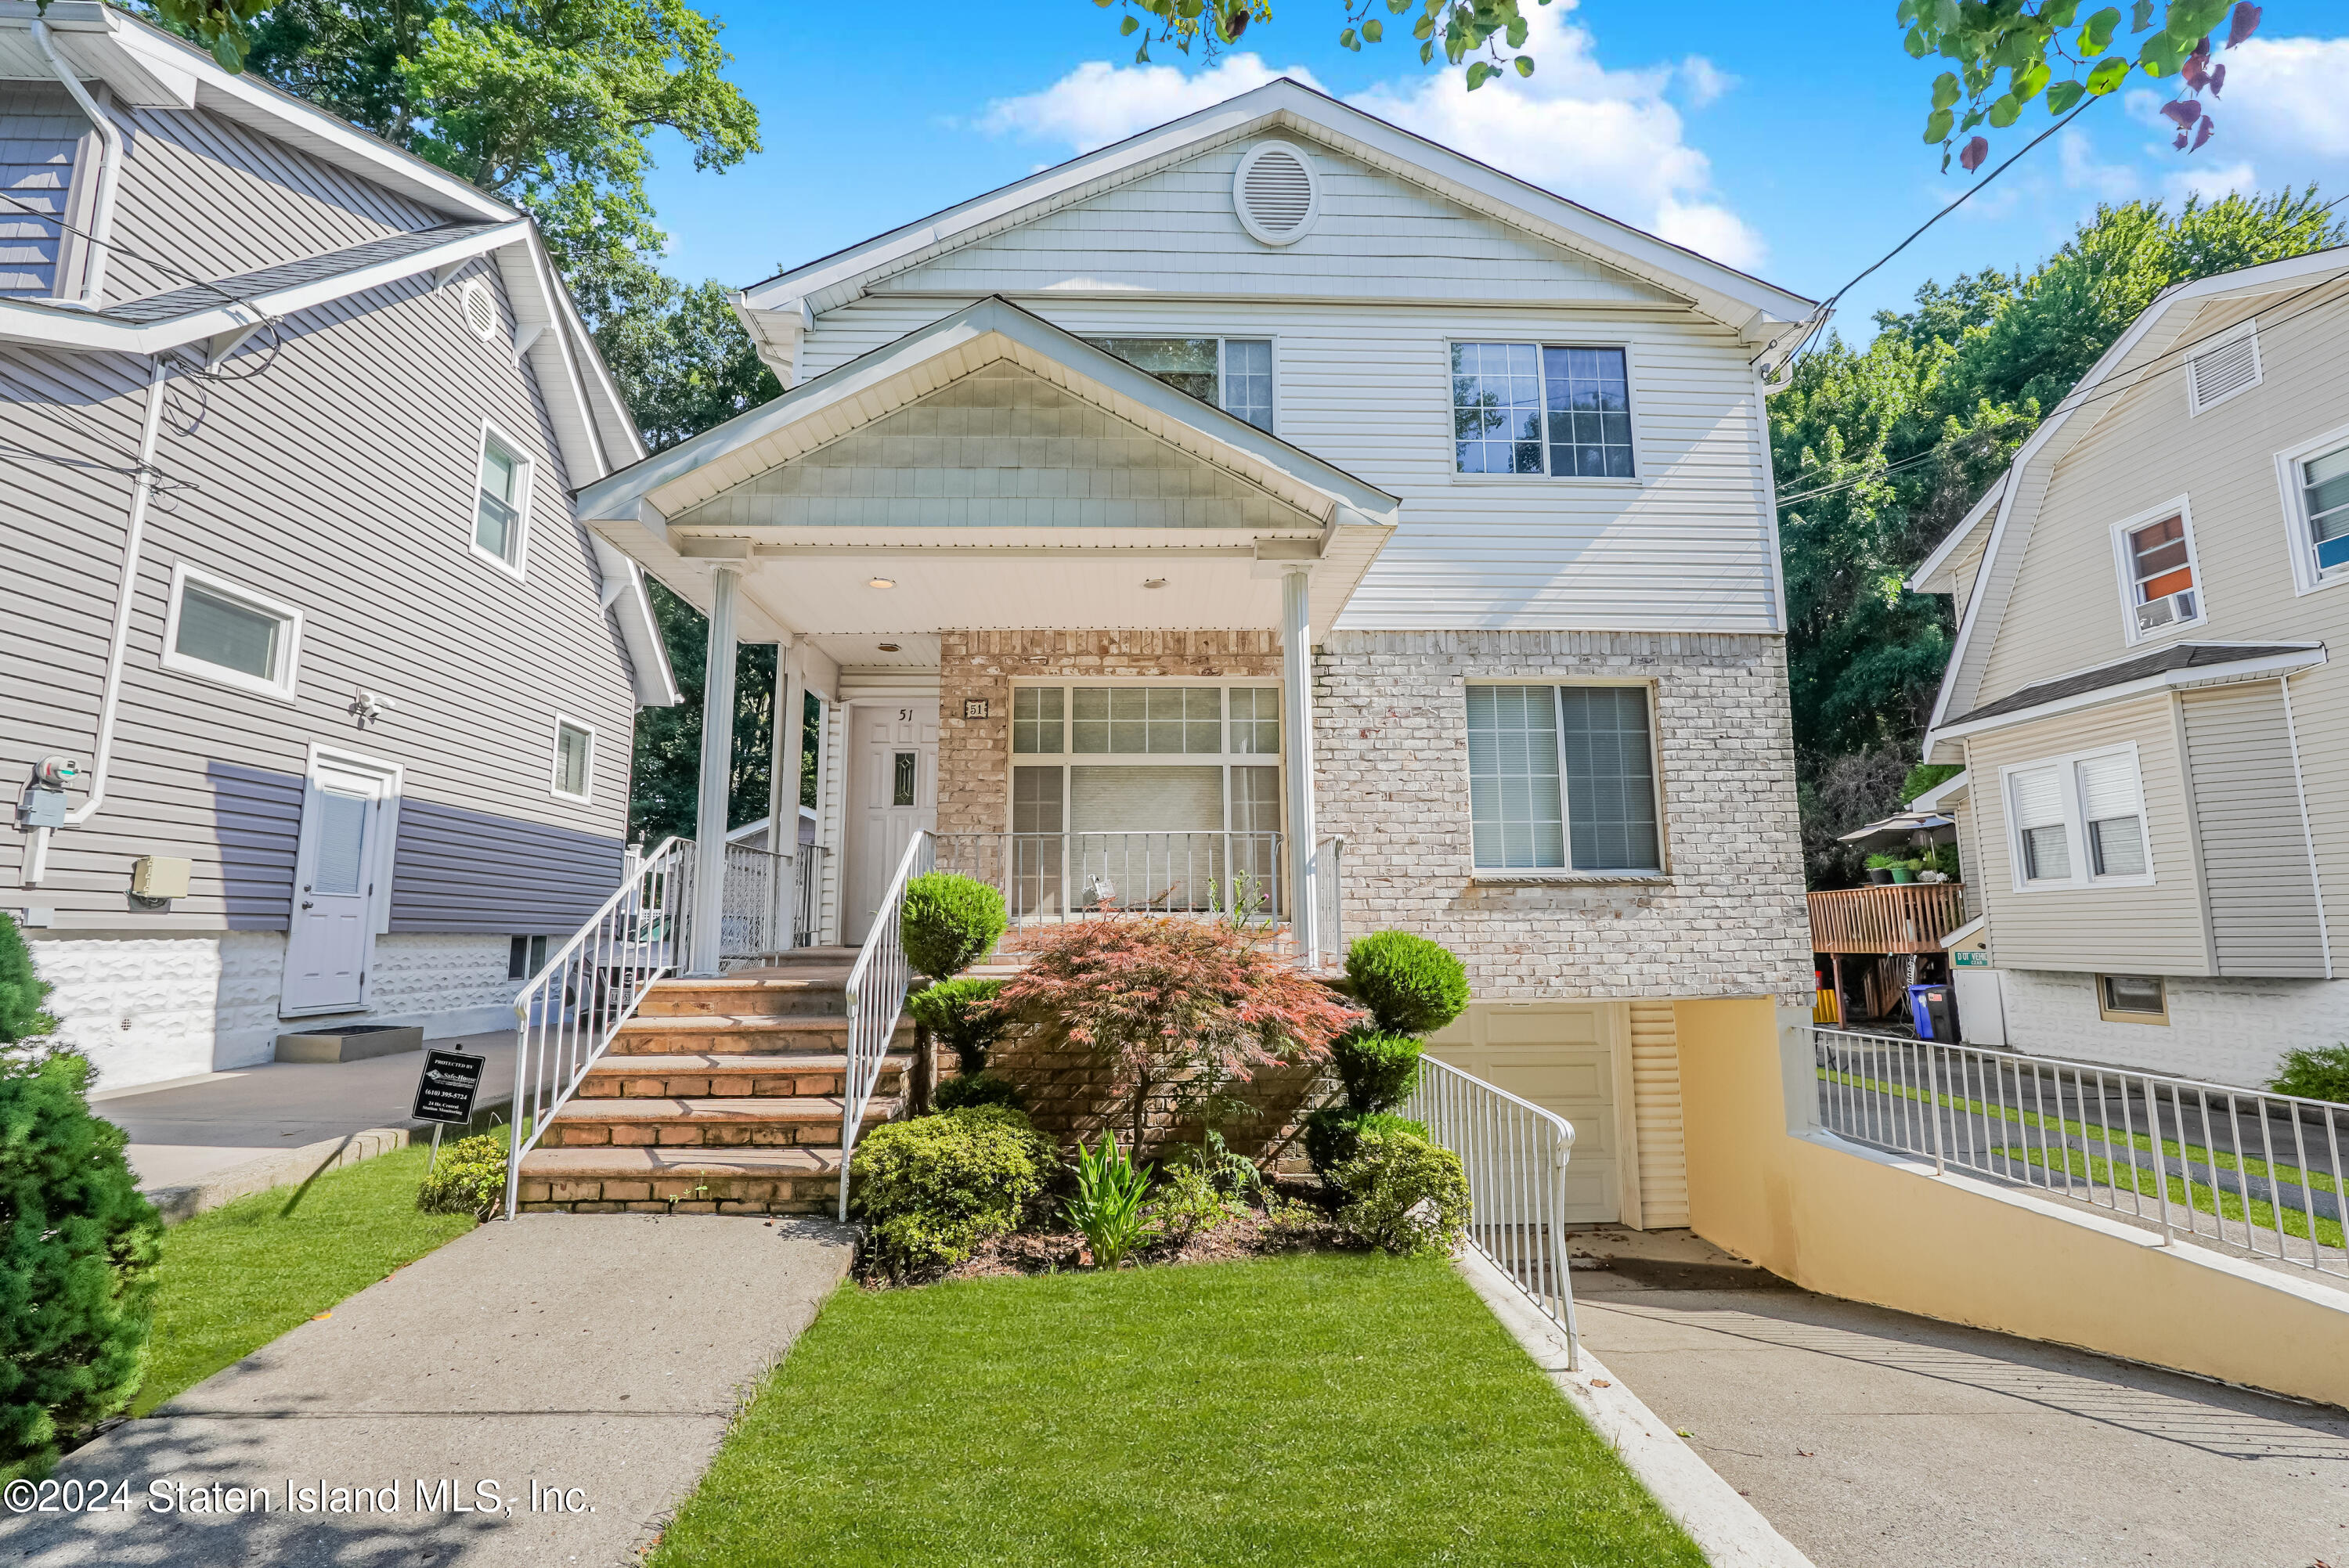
{"left": 1233, "top": 141, "right": 1319, "bottom": 247}
{"left": 457, "top": 276, "right": 499, "bottom": 342}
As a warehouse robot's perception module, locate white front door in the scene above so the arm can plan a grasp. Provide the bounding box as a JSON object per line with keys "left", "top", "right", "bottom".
{"left": 281, "top": 755, "right": 395, "bottom": 1015}
{"left": 843, "top": 703, "right": 936, "bottom": 946}
{"left": 1424, "top": 1002, "right": 1621, "bottom": 1223}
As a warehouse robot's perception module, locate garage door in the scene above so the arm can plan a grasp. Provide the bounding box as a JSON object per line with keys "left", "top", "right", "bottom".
{"left": 1423, "top": 1002, "right": 1619, "bottom": 1223}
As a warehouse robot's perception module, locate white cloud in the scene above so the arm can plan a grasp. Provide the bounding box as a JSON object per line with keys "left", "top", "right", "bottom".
{"left": 979, "top": 55, "right": 1325, "bottom": 152}
{"left": 2216, "top": 35, "right": 2349, "bottom": 160}
{"left": 2058, "top": 129, "right": 2140, "bottom": 200}
{"left": 2166, "top": 158, "right": 2261, "bottom": 204}
{"left": 977, "top": 1, "right": 1765, "bottom": 270}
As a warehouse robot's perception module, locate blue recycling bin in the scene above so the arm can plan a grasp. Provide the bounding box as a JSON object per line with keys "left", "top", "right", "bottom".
{"left": 1907, "top": 982, "right": 1958, "bottom": 1041}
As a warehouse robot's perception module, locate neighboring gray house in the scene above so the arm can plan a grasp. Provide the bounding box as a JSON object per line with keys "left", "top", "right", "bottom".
{"left": 1909, "top": 247, "right": 2349, "bottom": 1085}
{"left": 0, "top": 4, "right": 673, "bottom": 1088}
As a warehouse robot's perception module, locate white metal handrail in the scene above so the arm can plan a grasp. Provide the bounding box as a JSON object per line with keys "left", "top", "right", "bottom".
{"left": 1402, "top": 1055, "right": 1582, "bottom": 1365}
{"left": 722, "top": 842, "right": 782, "bottom": 960}
{"left": 1314, "top": 834, "right": 1346, "bottom": 968}
{"left": 1810, "top": 1026, "right": 2347, "bottom": 1279}
{"left": 792, "top": 845, "right": 828, "bottom": 948}
{"left": 839, "top": 829, "right": 934, "bottom": 1220}
{"left": 934, "top": 830, "right": 1282, "bottom": 928}
{"left": 503, "top": 836, "right": 694, "bottom": 1219}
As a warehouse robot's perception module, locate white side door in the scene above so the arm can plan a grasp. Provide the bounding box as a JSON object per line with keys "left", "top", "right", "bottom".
{"left": 1424, "top": 1002, "right": 1621, "bottom": 1223}
{"left": 843, "top": 703, "right": 937, "bottom": 946}
{"left": 281, "top": 754, "right": 395, "bottom": 1015}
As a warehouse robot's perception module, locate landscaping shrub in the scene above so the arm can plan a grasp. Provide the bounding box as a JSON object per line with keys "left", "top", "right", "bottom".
{"left": 0, "top": 1037, "right": 162, "bottom": 1467}
{"left": 1333, "top": 1129, "right": 1469, "bottom": 1256}
{"left": 851, "top": 1105, "right": 1050, "bottom": 1276}
{"left": 0, "top": 911, "right": 57, "bottom": 1049}
{"left": 1148, "top": 1164, "right": 1234, "bottom": 1242}
{"left": 2271, "top": 1044, "right": 2349, "bottom": 1105}
{"left": 1344, "top": 930, "right": 1469, "bottom": 1039}
{"left": 417, "top": 1133, "right": 510, "bottom": 1221}
{"left": 1302, "top": 1108, "right": 1430, "bottom": 1178}
{"left": 998, "top": 914, "right": 1359, "bottom": 1157}
{"left": 933, "top": 1070, "right": 1024, "bottom": 1113}
{"left": 1065, "top": 1131, "right": 1153, "bottom": 1268}
{"left": 1330, "top": 1030, "right": 1422, "bottom": 1116}
{"left": 905, "top": 976, "right": 1008, "bottom": 1074}
{"left": 1169, "top": 1128, "right": 1265, "bottom": 1207}
{"left": 899, "top": 874, "right": 1008, "bottom": 982}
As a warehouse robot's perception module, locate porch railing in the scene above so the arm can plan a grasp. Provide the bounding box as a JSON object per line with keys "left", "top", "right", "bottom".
{"left": 1806, "top": 882, "right": 1968, "bottom": 953}
{"left": 792, "top": 845, "right": 828, "bottom": 948}
{"left": 839, "top": 828, "right": 933, "bottom": 1221}
{"left": 935, "top": 831, "right": 1283, "bottom": 927}
{"left": 1811, "top": 1026, "right": 2347, "bottom": 1280}
{"left": 1314, "top": 834, "right": 1346, "bottom": 967}
{"left": 1402, "top": 1056, "right": 1582, "bottom": 1366}
{"left": 722, "top": 842, "right": 782, "bottom": 961}
{"left": 503, "top": 836, "right": 694, "bottom": 1219}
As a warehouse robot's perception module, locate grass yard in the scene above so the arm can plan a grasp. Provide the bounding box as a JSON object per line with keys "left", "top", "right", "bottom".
{"left": 134, "top": 1143, "right": 476, "bottom": 1415}
{"left": 651, "top": 1252, "right": 1701, "bottom": 1568}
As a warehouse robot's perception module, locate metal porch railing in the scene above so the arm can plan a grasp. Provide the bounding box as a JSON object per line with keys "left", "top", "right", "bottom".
{"left": 1811, "top": 1026, "right": 2347, "bottom": 1280}
{"left": 792, "top": 845, "right": 828, "bottom": 948}
{"left": 722, "top": 842, "right": 781, "bottom": 961}
{"left": 839, "top": 829, "right": 933, "bottom": 1220}
{"left": 933, "top": 830, "right": 1284, "bottom": 927}
{"left": 1402, "top": 1056, "right": 1582, "bottom": 1365}
{"left": 503, "top": 836, "right": 694, "bottom": 1219}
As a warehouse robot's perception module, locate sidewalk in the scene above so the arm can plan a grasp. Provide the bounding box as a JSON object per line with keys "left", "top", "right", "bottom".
{"left": 93, "top": 1031, "right": 515, "bottom": 1195}
{"left": 1569, "top": 1228, "right": 2349, "bottom": 1568}
{"left": 0, "top": 1213, "right": 853, "bottom": 1568}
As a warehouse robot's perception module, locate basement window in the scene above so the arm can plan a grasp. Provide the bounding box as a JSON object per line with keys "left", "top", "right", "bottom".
{"left": 2097, "top": 974, "right": 2169, "bottom": 1024}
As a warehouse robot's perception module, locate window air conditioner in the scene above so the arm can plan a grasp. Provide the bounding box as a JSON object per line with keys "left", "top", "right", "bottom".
{"left": 2135, "top": 588, "right": 2195, "bottom": 633}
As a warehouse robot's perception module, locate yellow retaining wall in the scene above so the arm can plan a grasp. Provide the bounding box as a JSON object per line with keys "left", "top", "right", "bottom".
{"left": 1676, "top": 996, "right": 2349, "bottom": 1410}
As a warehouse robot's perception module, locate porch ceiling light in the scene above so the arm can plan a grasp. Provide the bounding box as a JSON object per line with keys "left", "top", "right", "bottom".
{"left": 877, "top": 643, "right": 902, "bottom": 653}
{"left": 868, "top": 576, "right": 896, "bottom": 589}
{"left": 1142, "top": 578, "right": 1167, "bottom": 589}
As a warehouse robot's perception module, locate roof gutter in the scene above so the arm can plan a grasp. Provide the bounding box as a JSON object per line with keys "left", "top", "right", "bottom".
{"left": 32, "top": 17, "right": 120, "bottom": 308}
{"left": 1924, "top": 646, "right": 2328, "bottom": 750}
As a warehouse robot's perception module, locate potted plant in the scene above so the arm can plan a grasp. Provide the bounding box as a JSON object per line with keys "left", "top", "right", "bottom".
{"left": 1891, "top": 857, "right": 1918, "bottom": 885}
{"left": 1864, "top": 852, "right": 1899, "bottom": 885}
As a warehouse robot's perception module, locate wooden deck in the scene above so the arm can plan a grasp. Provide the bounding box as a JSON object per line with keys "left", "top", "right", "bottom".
{"left": 1806, "top": 883, "right": 1968, "bottom": 955}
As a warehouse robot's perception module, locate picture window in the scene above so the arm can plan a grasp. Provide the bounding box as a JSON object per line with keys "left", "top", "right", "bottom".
{"left": 1452, "top": 342, "right": 1634, "bottom": 478}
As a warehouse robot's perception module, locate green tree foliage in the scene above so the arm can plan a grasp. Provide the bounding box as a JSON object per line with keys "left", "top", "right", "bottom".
{"left": 1781, "top": 189, "right": 2342, "bottom": 885}
{"left": 0, "top": 912, "right": 56, "bottom": 1050}
{"left": 899, "top": 874, "right": 1010, "bottom": 982}
{"left": 596, "top": 276, "right": 782, "bottom": 454}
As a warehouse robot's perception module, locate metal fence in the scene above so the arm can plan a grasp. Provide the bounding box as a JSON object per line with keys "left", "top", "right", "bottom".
{"left": 792, "top": 845, "right": 827, "bottom": 948}
{"left": 839, "top": 829, "right": 933, "bottom": 1220}
{"left": 1313, "top": 834, "right": 1346, "bottom": 968}
{"left": 1810, "top": 1026, "right": 2347, "bottom": 1280}
{"left": 504, "top": 837, "right": 693, "bottom": 1219}
{"left": 934, "top": 831, "right": 1284, "bottom": 926}
{"left": 721, "top": 842, "right": 781, "bottom": 961}
{"left": 1402, "top": 1055, "right": 1582, "bottom": 1365}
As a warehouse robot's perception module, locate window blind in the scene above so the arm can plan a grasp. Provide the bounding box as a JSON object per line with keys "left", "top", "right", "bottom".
{"left": 2010, "top": 765, "right": 2071, "bottom": 881}
{"left": 2077, "top": 753, "right": 2146, "bottom": 878}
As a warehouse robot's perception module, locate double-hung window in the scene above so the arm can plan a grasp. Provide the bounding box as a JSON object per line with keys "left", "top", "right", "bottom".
{"left": 2110, "top": 501, "right": 2202, "bottom": 640}
{"left": 1087, "top": 338, "right": 1274, "bottom": 431}
{"left": 2004, "top": 746, "right": 2151, "bottom": 890}
{"left": 550, "top": 717, "right": 594, "bottom": 803}
{"left": 2281, "top": 429, "right": 2349, "bottom": 588}
{"left": 1465, "top": 684, "right": 1662, "bottom": 874}
{"left": 1451, "top": 342, "right": 1635, "bottom": 478}
{"left": 471, "top": 424, "right": 531, "bottom": 575}
{"left": 159, "top": 562, "right": 302, "bottom": 701}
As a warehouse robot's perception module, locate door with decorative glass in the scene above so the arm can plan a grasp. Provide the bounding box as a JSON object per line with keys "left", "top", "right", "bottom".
{"left": 846, "top": 702, "right": 938, "bottom": 944}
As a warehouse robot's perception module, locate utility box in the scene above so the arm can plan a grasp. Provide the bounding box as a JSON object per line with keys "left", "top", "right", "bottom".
{"left": 17, "top": 785, "right": 65, "bottom": 830}
{"left": 131, "top": 856, "right": 193, "bottom": 899}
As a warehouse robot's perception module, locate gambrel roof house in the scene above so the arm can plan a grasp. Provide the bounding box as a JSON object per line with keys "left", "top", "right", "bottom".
{"left": 0, "top": 2, "right": 671, "bottom": 1092}
{"left": 1907, "top": 247, "right": 2349, "bottom": 1084}
{"left": 536, "top": 81, "right": 1824, "bottom": 1228}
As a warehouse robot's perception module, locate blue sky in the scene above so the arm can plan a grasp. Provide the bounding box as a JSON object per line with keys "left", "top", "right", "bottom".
{"left": 640, "top": 1, "right": 2349, "bottom": 339}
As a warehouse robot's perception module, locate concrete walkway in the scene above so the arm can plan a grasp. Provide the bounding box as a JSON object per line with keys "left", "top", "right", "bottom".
{"left": 94, "top": 1031, "right": 514, "bottom": 1194}
{"left": 1571, "top": 1230, "right": 2349, "bottom": 1568}
{"left": 0, "top": 1213, "right": 852, "bottom": 1568}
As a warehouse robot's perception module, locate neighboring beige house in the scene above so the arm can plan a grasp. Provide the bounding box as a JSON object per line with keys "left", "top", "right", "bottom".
{"left": 570, "top": 81, "right": 1821, "bottom": 1229}
{"left": 1909, "top": 247, "right": 2349, "bottom": 1085}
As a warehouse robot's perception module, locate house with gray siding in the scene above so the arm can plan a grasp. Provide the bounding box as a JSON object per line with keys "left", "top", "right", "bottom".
{"left": 1909, "top": 247, "right": 2349, "bottom": 1085}
{"left": 0, "top": 3, "right": 672, "bottom": 1088}
{"left": 559, "top": 83, "right": 1820, "bottom": 1229}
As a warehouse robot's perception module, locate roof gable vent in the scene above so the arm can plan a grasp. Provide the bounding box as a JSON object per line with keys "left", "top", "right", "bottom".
{"left": 2186, "top": 322, "right": 2260, "bottom": 414}
{"left": 1233, "top": 142, "right": 1319, "bottom": 247}
{"left": 458, "top": 276, "right": 500, "bottom": 342}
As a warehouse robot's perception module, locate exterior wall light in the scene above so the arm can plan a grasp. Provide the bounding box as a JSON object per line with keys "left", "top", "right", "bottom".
{"left": 868, "top": 577, "right": 896, "bottom": 589}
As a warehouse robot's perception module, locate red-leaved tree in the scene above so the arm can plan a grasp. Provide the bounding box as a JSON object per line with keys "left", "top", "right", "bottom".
{"left": 997, "top": 915, "right": 1361, "bottom": 1159}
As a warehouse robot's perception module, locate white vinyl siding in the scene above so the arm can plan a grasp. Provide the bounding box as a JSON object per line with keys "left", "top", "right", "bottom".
{"left": 2179, "top": 682, "right": 2329, "bottom": 978}
{"left": 159, "top": 562, "right": 302, "bottom": 701}
{"left": 1466, "top": 684, "right": 1661, "bottom": 873}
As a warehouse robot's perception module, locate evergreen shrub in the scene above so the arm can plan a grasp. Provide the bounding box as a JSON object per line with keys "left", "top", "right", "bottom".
{"left": 933, "top": 1070, "right": 1024, "bottom": 1113}
{"left": 1332, "top": 1128, "right": 1469, "bottom": 1256}
{"left": 1344, "top": 930, "right": 1469, "bottom": 1038}
{"left": 1302, "top": 1108, "right": 1429, "bottom": 1178}
{"left": 2271, "top": 1044, "right": 2349, "bottom": 1105}
{"left": 417, "top": 1134, "right": 510, "bottom": 1221}
{"left": 1330, "top": 1030, "right": 1422, "bottom": 1116}
{"left": 850, "top": 1105, "right": 1050, "bottom": 1276}
{"left": 898, "top": 874, "right": 1008, "bottom": 982}
{"left": 905, "top": 976, "right": 1007, "bottom": 1074}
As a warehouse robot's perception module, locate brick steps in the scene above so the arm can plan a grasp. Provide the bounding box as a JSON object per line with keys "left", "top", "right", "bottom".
{"left": 514, "top": 1145, "right": 843, "bottom": 1215}
{"left": 542, "top": 1094, "right": 898, "bottom": 1148}
{"left": 605, "top": 1015, "right": 911, "bottom": 1055}
{"left": 575, "top": 1051, "right": 912, "bottom": 1100}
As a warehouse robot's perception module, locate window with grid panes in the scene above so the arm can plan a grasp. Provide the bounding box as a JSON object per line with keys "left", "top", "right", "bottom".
{"left": 1466, "top": 685, "right": 1662, "bottom": 871}
{"left": 1085, "top": 337, "right": 1275, "bottom": 432}
{"left": 1451, "top": 342, "right": 1634, "bottom": 478}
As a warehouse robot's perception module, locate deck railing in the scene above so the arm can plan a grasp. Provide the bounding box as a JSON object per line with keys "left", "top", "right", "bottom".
{"left": 791, "top": 845, "right": 827, "bottom": 948}
{"left": 1402, "top": 1056, "right": 1582, "bottom": 1365}
{"left": 722, "top": 842, "right": 782, "bottom": 961}
{"left": 1806, "top": 882, "right": 1968, "bottom": 953}
{"left": 839, "top": 829, "right": 933, "bottom": 1221}
{"left": 504, "top": 837, "right": 693, "bottom": 1219}
{"left": 1811, "top": 1026, "right": 2347, "bottom": 1280}
{"left": 934, "top": 831, "right": 1284, "bottom": 926}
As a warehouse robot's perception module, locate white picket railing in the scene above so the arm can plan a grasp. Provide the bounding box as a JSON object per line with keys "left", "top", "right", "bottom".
{"left": 503, "top": 837, "right": 694, "bottom": 1219}
{"left": 838, "top": 829, "right": 934, "bottom": 1221}
{"left": 1811, "top": 1026, "right": 2347, "bottom": 1280}
{"left": 1402, "top": 1055, "right": 1582, "bottom": 1366}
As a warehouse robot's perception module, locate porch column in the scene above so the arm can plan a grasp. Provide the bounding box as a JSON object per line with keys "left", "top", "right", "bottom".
{"left": 687, "top": 564, "right": 741, "bottom": 976}
{"left": 1280, "top": 567, "right": 1321, "bottom": 966}
{"left": 767, "top": 643, "right": 806, "bottom": 950}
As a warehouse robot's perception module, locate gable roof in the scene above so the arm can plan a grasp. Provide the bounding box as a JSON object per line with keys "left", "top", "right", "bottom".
{"left": 1913, "top": 245, "right": 2349, "bottom": 754}
{"left": 1938, "top": 643, "right": 2326, "bottom": 735}
{"left": 738, "top": 79, "right": 1814, "bottom": 347}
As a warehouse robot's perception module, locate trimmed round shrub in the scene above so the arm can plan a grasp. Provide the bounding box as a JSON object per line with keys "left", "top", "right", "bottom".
{"left": 905, "top": 975, "right": 1008, "bottom": 1074}
{"left": 2271, "top": 1044, "right": 2349, "bottom": 1105}
{"left": 1344, "top": 930, "right": 1469, "bottom": 1039}
{"left": 417, "top": 1133, "right": 510, "bottom": 1222}
{"left": 850, "top": 1105, "right": 1051, "bottom": 1276}
{"left": 1330, "top": 1030, "right": 1422, "bottom": 1116}
{"left": 0, "top": 910, "right": 58, "bottom": 1047}
{"left": 1333, "top": 1128, "right": 1469, "bottom": 1256}
{"left": 1303, "top": 1107, "right": 1430, "bottom": 1180}
{"left": 933, "top": 1070, "right": 1025, "bottom": 1114}
{"left": 900, "top": 873, "right": 1009, "bottom": 982}
{"left": 0, "top": 1048, "right": 162, "bottom": 1467}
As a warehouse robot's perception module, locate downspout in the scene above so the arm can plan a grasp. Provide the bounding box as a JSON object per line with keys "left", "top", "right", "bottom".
{"left": 64, "top": 359, "right": 168, "bottom": 828}
{"left": 32, "top": 20, "right": 121, "bottom": 308}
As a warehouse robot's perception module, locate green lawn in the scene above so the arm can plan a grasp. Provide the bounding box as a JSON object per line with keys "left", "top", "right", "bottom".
{"left": 134, "top": 1143, "right": 477, "bottom": 1414}
{"left": 651, "top": 1253, "right": 1701, "bottom": 1568}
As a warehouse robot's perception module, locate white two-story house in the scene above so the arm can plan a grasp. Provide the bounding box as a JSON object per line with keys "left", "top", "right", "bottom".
{"left": 1910, "top": 247, "right": 2349, "bottom": 1086}
{"left": 573, "top": 81, "right": 1818, "bottom": 1227}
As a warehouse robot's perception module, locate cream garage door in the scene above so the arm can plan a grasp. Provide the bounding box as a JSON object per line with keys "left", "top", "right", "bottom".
{"left": 1423, "top": 1002, "right": 1618, "bottom": 1223}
